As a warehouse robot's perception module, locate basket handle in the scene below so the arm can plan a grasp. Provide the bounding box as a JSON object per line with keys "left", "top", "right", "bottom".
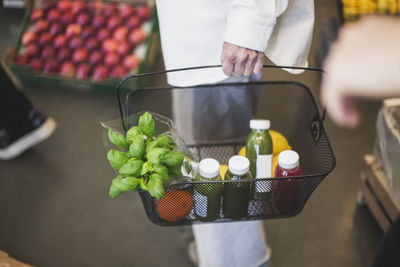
{"left": 116, "top": 64, "right": 326, "bottom": 131}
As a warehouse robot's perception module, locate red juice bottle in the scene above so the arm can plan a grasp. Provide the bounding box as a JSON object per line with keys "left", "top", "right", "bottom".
{"left": 274, "top": 150, "right": 302, "bottom": 215}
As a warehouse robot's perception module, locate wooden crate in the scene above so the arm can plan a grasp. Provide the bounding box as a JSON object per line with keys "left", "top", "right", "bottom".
{"left": 360, "top": 154, "right": 400, "bottom": 232}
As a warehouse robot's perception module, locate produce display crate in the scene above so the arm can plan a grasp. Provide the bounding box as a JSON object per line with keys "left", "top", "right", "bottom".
{"left": 359, "top": 154, "right": 400, "bottom": 232}
{"left": 3, "top": 0, "right": 160, "bottom": 92}
{"left": 338, "top": 0, "right": 400, "bottom": 23}
{"left": 117, "top": 65, "right": 336, "bottom": 226}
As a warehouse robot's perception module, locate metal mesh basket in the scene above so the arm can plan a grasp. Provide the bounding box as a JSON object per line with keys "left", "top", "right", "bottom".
{"left": 116, "top": 65, "right": 336, "bottom": 226}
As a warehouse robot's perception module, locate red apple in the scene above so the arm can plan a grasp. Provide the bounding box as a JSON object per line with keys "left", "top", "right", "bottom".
{"left": 89, "top": 50, "right": 103, "bottom": 65}
{"left": 34, "top": 19, "right": 49, "bottom": 33}
{"left": 72, "top": 47, "right": 88, "bottom": 63}
{"left": 136, "top": 5, "right": 150, "bottom": 21}
{"left": 128, "top": 28, "right": 146, "bottom": 45}
{"left": 119, "top": 4, "right": 134, "bottom": 19}
{"left": 89, "top": 1, "right": 104, "bottom": 13}
{"left": 76, "top": 13, "right": 91, "bottom": 26}
{"left": 47, "top": 9, "right": 61, "bottom": 22}
{"left": 104, "top": 53, "right": 119, "bottom": 67}
{"left": 60, "top": 61, "right": 76, "bottom": 77}
{"left": 86, "top": 38, "right": 99, "bottom": 51}
{"left": 111, "top": 65, "right": 126, "bottom": 78}
{"left": 60, "top": 13, "right": 74, "bottom": 25}
{"left": 57, "top": 0, "right": 72, "bottom": 12}
{"left": 96, "top": 28, "right": 110, "bottom": 41}
{"left": 106, "top": 15, "right": 121, "bottom": 31}
{"left": 54, "top": 35, "right": 68, "bottom": 49}
{"left": 30, "top": 8, "right": 44, "bottom": 22}
{"left": 69, "top": 37, "right": 83, "bottom": 49}
{"left": 38, "top": 33, "right": 52, "bottom": 46}
{"left": 16, "top": 54, "right": 29, "bottom": 64}
{"left": 71, "top": 1, "right": 86, "bottom": 15}
{"left": 66, "top": 24, "right": 82, "bottom": 37}
{"left": 30, "top": 57, "right": 44, "bottom": 71}
{"left": 93, "top": 65, "right": 108, "bottom": 81}
{"left": 102, "top": 38, "right": 118, "bottom": 53}
{"left": 44, "top": 59, "right": 60, "bottom": 73}
{"left": 116, "top": 41, "right": 131, "bottom": 56}
{"left": 57, "top": 48, "right": 71, "bottom": 61}
{"left": 49, "top": 23, "right": 63, "bottom": 36}
{"left": 41, "top": 0, "right": 56, "bottom": 12}
{"left": 103, "top": 3, "right": 117, "bottom": 17}
{"left": 76, "top": 63, "right": 91, "bottom": 79}
{"left": 112, "top": 26, "right": 128, "bottom": 42}
{"left": 126, "top": 16, "right": 140, "bottom": 29}
{"left": 82, "top": 26, "right": 95, "bottom": 39}
{"left": 22, "top": 31, "right": 37, "bottom": 45}
{"left": 92, "top": 15, "right": 106, "bottom": 28}
{"left": 26, "top": 44, "right": 40, "bottom": 57}
{"left": 41, "top": 45, "right": 56, "bottom": 59}
{"left": 123, "top": 54, "right": 139, "bottom": 70}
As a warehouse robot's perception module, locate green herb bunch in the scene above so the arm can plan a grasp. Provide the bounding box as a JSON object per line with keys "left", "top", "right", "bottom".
{"left": 106, "top": 112, "right": 185, "bottom": 199}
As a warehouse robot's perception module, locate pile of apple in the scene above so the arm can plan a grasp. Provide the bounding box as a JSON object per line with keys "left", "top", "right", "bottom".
{"left": 16, "top": 0, "right": 151, "bottom": 81}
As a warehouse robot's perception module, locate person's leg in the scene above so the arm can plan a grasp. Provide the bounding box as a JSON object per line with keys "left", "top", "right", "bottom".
{"left": 0, "top": 65, "right": 56, "bottom": 160}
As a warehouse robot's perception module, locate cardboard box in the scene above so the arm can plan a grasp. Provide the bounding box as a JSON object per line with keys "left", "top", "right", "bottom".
{"left": 0, "top": 250, "right": 33, "bottom": 267}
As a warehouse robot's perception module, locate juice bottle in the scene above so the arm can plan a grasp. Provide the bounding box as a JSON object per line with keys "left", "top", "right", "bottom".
{"left": 194, "top": 158, "right": 222, "bottom": 222}
{"left": 274, "top": 150, "right": 302, "bottom": 214}
{"left": 223, "top": 155, "right": 252, "bottom": 220}
{"left": 246, "top": 120, "right": 273, "bottom": 201}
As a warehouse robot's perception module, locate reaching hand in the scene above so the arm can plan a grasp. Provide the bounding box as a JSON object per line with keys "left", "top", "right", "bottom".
{"left": 321, "top": 16, "right": 400, "bottom": 127}
{"left": 221, "top": 42, "right": 264, "bottom": 77}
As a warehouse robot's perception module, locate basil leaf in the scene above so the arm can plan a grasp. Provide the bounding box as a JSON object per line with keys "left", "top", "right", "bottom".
{"left": 152, "top": 164, "right": 169, "bottom": 181}
{"left": 148, "top": 173, "right": 165, "bottom": 199}
{"left": 169, "top": 166, "right": 183, "bottom": 177}
{"left": 138, "top": 112, "right": 155, "bottom": 139}
{"left": 126, "top": 126, "right": 143, "bottom": 142}
{"left": 108, "top": 128, "right": 130, "bottom": 149}
{"left": 139, "top": 179, "right": 148, "bottom": 191}
{"left": 129, "top": 135, "right": 145, "bottom": 158}
{"left": 109, "top": 175, "right": 140, "bottom": 198}
{"left": 146, "top": 148, "right": 170, "bottom": 165}
{"left": 119, "top": 159, "right": 144, "bottom": 176}
{"left": 141, "top": 161, "right": 154, "bottom": 176}
{"left": 107, "top": 149, "right": 129, "bottom": 170}
{"left": 162, "top": 150, "right": 184, "bottom": 168}
{"left": 146, "top": 134, "right": 176, "bottom": 152}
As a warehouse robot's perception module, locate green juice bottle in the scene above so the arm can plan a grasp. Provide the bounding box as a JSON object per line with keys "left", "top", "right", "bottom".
{"left": 223, "top": 155, "right": 252, "bottom": 220}
{"left": 246, "top": 119, "right": 273, "bottom": 202}
{"left": 194, "top": 158, "right": 222, "bottom": 222}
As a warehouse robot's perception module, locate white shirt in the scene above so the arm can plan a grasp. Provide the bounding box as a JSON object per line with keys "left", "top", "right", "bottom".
{"left": 156, "top": 0, "right": 315, "bottom": 86}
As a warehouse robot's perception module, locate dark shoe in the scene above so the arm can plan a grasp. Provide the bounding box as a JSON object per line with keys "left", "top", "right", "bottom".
{"left": 0, "top": 109, "right": 56, "bottom": 160}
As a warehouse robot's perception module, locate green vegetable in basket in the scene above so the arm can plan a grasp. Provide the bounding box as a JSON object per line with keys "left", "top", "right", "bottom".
{"left": 139, "top": 112, "right": 156, "bottom": 139}
{"left": 119, "top": 158, "right": 144, "bottom": 176}
{"left": 108, "top": 128, "right": 130, "bottom": 149}
{"left": 129, "top": 135, "right": 145, "bottom": 158}
{"left": 107, "top": 149, "right": 129, "bottom": 170}
{"left": 162, "top": 150, "right": 184, "bottom": 168}
{"left": 126, "top": 126, "right": 143, "bottom": 142}
{"left": 148, "top": 173, "right": 165, "bottom": 199}
{"left": 109, "top": 175, "right": 140, "bottom": 198}
{"left": 146, "top": 147, "right": 170, "bottom": 165}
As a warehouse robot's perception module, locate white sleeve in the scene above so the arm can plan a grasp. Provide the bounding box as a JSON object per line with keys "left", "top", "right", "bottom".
{"left": 223, "top": 0, "right": 288, "bottom": 52}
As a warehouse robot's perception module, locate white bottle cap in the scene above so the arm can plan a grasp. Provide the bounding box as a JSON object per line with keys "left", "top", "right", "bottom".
{"left": 278, "top": 150, "right": 299, "bottom": 170}
{"left": 250, "top": 119, "right": 270, "bottom": 130}
{"left": 199, "top": 158, "right": 220, "bottom": 179}
{"left": 228, "top": 155, "right": 250, "bottom": 176}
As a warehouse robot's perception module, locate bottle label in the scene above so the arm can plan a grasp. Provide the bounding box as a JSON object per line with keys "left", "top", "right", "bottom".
{"left": 194, "top": 190, "right": 208, "bottom": 218}
{"left": 256, "top": 154, "right": 272, "bottom": 192}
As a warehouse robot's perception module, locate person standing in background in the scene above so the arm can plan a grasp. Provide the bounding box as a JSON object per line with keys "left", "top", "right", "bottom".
{"left": 155, "top": 0, "right": 315, "bottom": 266}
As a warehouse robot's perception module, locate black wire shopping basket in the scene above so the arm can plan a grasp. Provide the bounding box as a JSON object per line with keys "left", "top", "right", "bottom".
{"left": 116, "top": 65, "right": 336, "bottom": 226}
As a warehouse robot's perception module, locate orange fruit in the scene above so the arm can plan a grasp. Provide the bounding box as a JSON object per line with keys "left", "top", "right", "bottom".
{"left": 156, "top": 189, "right": 194, "bottom": 222}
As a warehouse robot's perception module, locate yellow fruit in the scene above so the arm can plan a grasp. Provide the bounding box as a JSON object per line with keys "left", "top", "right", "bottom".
{"left": 270, "top": 130, "right": 291, "bottom": 156}
{"left": 238, "top": 146, "right": 246, "bottom": 156}
{"left": 272, "top": 155, "right": 278, "bottom": 177}
{"left": 220, "top": 165, "right": 228, "bottom": 180}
